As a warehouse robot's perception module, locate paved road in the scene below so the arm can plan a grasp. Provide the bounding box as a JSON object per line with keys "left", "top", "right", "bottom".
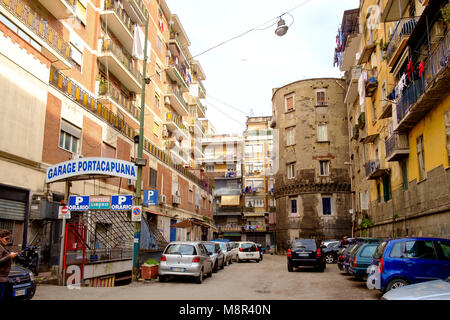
{"left": 34, "top": 254, "right": 383, "bottom": 300}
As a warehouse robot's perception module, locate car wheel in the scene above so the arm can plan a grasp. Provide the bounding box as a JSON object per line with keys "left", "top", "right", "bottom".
{"left": 158, "top": 275, "right": 166, "bottom": 282}
{"left": 386, "top": 278, "right": 409, "bottom": 292}
{"left": 256, "top": 259, "right": 260, "bottom": 263}
{"left": 213, "top": 262, "right": 218, "bottom": 273}
{"left": 195, "top": 269, "right": 204, "bottom": 284}
{"left": 220, "top": 259, "right": 225, "bottom": 269}
{"left": 288, "top": 262, "right": 293, "bottom": 272}
{"left": 229, "top": 258, "right": 232, "bottom": 265}
{"left": 236, "top": 256, "right": 241, "bottom": 263}
{"left": 325, "top": 254, "right": 335, "bottom": 264}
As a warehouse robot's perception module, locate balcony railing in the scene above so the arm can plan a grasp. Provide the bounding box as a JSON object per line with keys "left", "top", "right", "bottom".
{"left": 1, "top": 0, "right": 72, "bottom": 65}
{"left": 98, "top": 81, "right": 140, "bottom": 121}
{"left": 217, "top": 225, "right": 242, "bottom": 232}
{"left": 167, "top": 84, "right": 188, "bottom": 115}
{"left": 167, "top": 58, "right": 189, "bottom": 89}
{"left": 396, "top": 30, "right": 450, "bottom": 127}
{"left": 166, "top": 112, "right": 188, "bottom": 134}
{"left": 104, "top": 0, "right": 135, "bottom": 35}
{"left": 386, "top": 18, "right": 418, "bottom": 66}
{"left": 100, "top": 38, "right": 143, "bottom": 86}
{"left": 364, "top": 160, "right": 380, "bottom": 177}
{"left": 385, "top": 132, "right": 409, "bottom": 162}
{"left": 365, "top": 68, "right": 378, "bottom": 97}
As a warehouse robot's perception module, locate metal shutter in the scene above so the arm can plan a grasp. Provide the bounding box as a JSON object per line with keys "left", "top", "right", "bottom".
{"left": 0, "top": 198, "right": 26, "bottom": 221}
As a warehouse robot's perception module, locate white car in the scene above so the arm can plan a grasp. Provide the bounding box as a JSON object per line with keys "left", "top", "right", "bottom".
{"left": 228, "top": 242, "right": 240, "bottom": 261}
{"left": 236, "top": 241, "right": 261, "bottom": 263}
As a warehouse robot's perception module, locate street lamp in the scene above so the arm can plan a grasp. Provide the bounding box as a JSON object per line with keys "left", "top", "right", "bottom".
{"left": 274, "top": 13, "right": 294, "bottom": 37}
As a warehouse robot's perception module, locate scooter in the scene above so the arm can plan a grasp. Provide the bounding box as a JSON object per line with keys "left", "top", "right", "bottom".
{"left": 16, "top": 245, "right": 40, "bottom": 276}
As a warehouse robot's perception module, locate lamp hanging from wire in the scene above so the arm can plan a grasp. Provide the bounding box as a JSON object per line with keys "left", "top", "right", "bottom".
{"left": 275, "top": 13, "right": 294, "bottom": 37}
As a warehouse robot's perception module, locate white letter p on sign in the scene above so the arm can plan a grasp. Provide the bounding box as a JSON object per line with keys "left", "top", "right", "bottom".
{"left": 75, "top": 196, "right": 83, "bottom": 206}
{"left": 119, "top": 196, "right": 126, "bottom": 204}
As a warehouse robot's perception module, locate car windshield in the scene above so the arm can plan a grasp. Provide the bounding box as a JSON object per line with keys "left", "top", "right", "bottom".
{"left": 165, "top": 244, "right": 196, "bottom": 255}
{"left": 328, "top": 242, "right": 340, "bottom": 248}
{"left": 292, "top": 240, "right": 316, "bottom": 250}
{"left": 373, "top": 241, "right": 388, "bottom": 259}
{"left": 204, "top": 243, "right": 216, "bottom": 254}
{"left": 241, "top": 243, "right": 256, "bottom": 250}
{"left": 219, "top": 243, "right": 228, "bottom": 251}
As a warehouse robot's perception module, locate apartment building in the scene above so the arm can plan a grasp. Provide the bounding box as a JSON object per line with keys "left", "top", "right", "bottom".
{"left": 242, "top": 116, "right": 276, "bottom": 247}
{"left": 0, "top": 0, "right": 213, "bottom": 285}
{"left": 271, "top": 79, "right": 352, "bottom": 251}
{"left": 337, "top": 0, "right": 449, "bottom": 238}
{"left": 201, "top": 134, "right": 244, "bottom": 242}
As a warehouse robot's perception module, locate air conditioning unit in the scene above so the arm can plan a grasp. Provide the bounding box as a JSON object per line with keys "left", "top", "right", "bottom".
{"left": 159, "top": 194, "right": 166, "bottom": 204}
{"left": 128, "top": 179, "right": 136, "bottom": 187}
{"left": 173, "top": 195, "right": 181, "bottom": 204}
{"left": 164, "top": 96, "right": 171, "bottom": 105}
{"left": 162, "top": 129, "right": 169, "bottom": 138}
{"left": 71, "top": 153, "right": 83, "bottom": 160}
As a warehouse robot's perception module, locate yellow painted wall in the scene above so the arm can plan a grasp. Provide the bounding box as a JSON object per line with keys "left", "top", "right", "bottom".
{"left": 408, "top": 95, "right": 450, "bottom": 182}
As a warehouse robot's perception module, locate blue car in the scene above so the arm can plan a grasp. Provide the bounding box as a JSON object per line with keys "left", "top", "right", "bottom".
{"left": 368, "top": 237, "right": 450, "bottom": 293}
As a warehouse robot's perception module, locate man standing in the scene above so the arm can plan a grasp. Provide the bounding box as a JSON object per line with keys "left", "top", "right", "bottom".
{"left": 0, "top": 230, "right": 18, "bottom": 301}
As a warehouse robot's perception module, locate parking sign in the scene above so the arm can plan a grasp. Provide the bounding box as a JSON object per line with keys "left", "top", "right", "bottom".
{"left": 143, "top": 190, "right": 158, "bottom": 206}
{"left": 131, "top": 206, "right": 142, "bottom": 222}
{"left": 68, "top": 196, "right": 89, "bottom": 211}
{"left": 111, "top": 195, "right": 133, "bottom": 211}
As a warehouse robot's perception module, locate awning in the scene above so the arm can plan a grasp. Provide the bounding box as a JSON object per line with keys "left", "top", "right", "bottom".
{"left": 143, "top": 208, "right": 170, "bottom": 217}
{"left": 214, "top": 211, "right": 242, "bottom": 216}
{"left": 362, "top": 133, "right": 379, "bottom": 144}
{"left": 243, "top": 213, "right": 266, "bottom": 217}
{"left": 170, "top": 219, "right": 211, "bottom": 229}
{"left": 220, "top": 195, "right": 240, "bottom": 206}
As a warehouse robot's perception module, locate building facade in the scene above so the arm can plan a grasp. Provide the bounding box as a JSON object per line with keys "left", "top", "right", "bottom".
{"left": 0, "top": 0, "right": 214, "bottom": 285}
{"left": 272, "top": 78, "right": 352, "bottom": 251}
{"left": 336, "top": 0, "right": 450, "bottom": 239}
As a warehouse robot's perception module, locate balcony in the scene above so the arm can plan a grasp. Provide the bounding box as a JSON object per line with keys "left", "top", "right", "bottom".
{"left": 165, "top": 84, "right": 189, "bottom": 116}
{"left": 344, "top": 65, "right": 362, "bottom": 103}
{"left": 198, "top": 80, "right": 206, "bottom": 99}
{"left": 165, "top": 140, "right": 189, "bottom": 165}
{"left": 352, "top": 124, "right": 359, "bottom": 140}
{"left": 381, "top": 0, "right": 411, "bottom": 22}
{"left": 1, "top": 0, "right": 72, "bottom": 69}
{"left": 98, "top": 81, "right": 140, "bottom": 122}
{"left": 166, "top": 58, "right": 189, "bottom": 91}
{"left": 100, "top": 0, "right": 135, "bottom": 51}
{"left": 190, "top": 119, "right": 205, "bottom": 137}
{"left": 396, "top": 30, "right": 450, "bottom": 132}
{"left": 364, "top": 160, "right": 390, "bottom": 180}
{"left": 98, "top": 39, "right": 143, "bottom": 93}
{"left": 38, "top": 0, "right": 76, "bottom": 19}
{"left": 358, "top": 112, "right": 366, "bottom": 129}
{"left": 385, "top": 133, "right": 409, "bottom": 162}
{"left": 122, "top": 0, "right": 148, "bottom": 25}
{"left": 243, "top": 224, "right": 266, "bottom": 232}
{"left": 386, "top": 18, "right": 418, "bottom": 68}
{"left": 217, "top": 225, "right": 242, "bottom": 232}
{"left": 365, "top": 69, "right": 378, "bottom": 97}
{"left": 164, "top": 112, "right": 188, "bottom": 140}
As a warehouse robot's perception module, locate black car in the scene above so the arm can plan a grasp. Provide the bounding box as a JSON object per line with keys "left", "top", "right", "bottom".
{"left": 6, "top": 264, "right": 36, "bottom": 300}
{"left": 322, "top": 241, "right": 341, "bottom": 264}
{"left": 287, "top": 239, "right": 326, "bottom": 272}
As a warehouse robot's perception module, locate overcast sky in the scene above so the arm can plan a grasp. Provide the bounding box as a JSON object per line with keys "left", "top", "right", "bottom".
{"left": 165, "top": 0, "right": 360, "bottom": 135}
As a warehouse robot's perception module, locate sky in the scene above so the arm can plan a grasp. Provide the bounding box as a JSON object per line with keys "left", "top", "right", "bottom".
{"left": 165, "top": 0, "right": 360, "bottom": 135}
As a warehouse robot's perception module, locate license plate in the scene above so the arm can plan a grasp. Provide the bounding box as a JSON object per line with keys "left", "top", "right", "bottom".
{"left": 299, "top": 253, "right": 309, "bottom": 257}
{"left": 246, "top": 254, "right": 253, "bottom": 257}
{"left": 14, "top": 289, "right": 26, "bottom": 297}
{"left": 171, "top": 267, "right": 185, "bottom": 272}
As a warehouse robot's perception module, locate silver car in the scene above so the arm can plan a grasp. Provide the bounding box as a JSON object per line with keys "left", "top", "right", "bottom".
{"left": 202, "top": 241, "right": 225, "bottom": 273}
{"left": 214, "top": 241, "right": 233, "bottom": 266}
{"left": 158, "top": 241, "right": 213, "bottom": 284}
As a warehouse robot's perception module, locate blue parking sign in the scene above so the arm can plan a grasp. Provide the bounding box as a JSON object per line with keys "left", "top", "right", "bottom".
{"left": 111, "top": 195, "right": 133, "bottom": 211}
{"left": 68, "top": 196, "right": 89, "bottom": 211}
{"left": 143, "top": 190, "right": 158, "bottom": 206}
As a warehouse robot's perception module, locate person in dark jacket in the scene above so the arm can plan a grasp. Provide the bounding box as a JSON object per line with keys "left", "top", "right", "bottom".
{"left": 0, "top": 229, "right": 18, "bottom": 301}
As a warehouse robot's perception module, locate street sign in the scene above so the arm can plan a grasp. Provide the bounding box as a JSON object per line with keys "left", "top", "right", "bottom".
{"left": 131, "top": 206, "right": 142, "bottom": 222}
{"left": 89, "top": 195, "right": 111, "bottom": 210}
{"left": 143, "top": 190, "right": 158, "bottom": 206}
{"left": 68, "top": 196, "right": 90, "bottom": 211}
{"left": 58, "top": 205, "right": 71, "bottom": 219}
{"left": 111, "top": 195, "right": 133, "bottom": 211}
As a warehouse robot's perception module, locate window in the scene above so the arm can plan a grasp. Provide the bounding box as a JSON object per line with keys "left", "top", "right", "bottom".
{"left": 286, "top": 127, "right": 295, "bottom": 146}
{"left": 401, "top": 160, "right": 408, "bottom": 190}
{"left": 246, "top": 197, "right": 264, "bottom": 208}
{"left": 376, "top": 182, "right": 381, "bottom": 202}
{"left": 322, "top": 197, "right": 331, "bottom": 215}
{"left": 360, "top": 246, "right": 377, "bottom": 258}
{"left": 153, "top": 122, "right": 159, "bottom": 137}
{"left": 157, "top": 35, "right": 162, "bottom": 52}
{"left": 75, "top": 0, "right": 87, "bottom": 25}
{"left": 154, "top": 94, "right": 160, "bottom": 109}
{"left": 437, "top": 241, "right": 450, "bottom": 260}
{"left": 188, "top": 189, "right": 193, "bottom": 204}
{"left": 205, "top": 164, "right": 214, "bottom": 172}
{"left": 59, "top": 120, "right": 81, "bottom": 153}
{"left": 382, "top": 175, "right": 392, "bottom": 202}
{"left": 317, "top": 123, "right": 328, "bottom": 142}
{"left": 287, "top": 162, "right": 295, "bottom": 179}
{"left": 405, "top": 240, "right": 437, "bottom": 260}
{"left": 101, "top": 142, "right": 116, "bottom": 158}
{"left": 149, "top": 168, "right": 157, "bottom": 188}
{"left": 319, "top": 160, "right": 330, "bottom": 176}
{"left": 373, "top": 100, "right": 377, "bottom": 122}
{"left": 172, "top": 176, "right": 179, "bottom": 196}
{"left": 390, "top": 242, "right": 404, "bottom": 258}
{"left": 70, "top": 43, "right": 83, "bottom": 71}
{"left": 290, "top": 198, "right": 297, "bottom": 214}
{"left": 316, "top": 90, "right": 326, "bottom": 106}
{"left": 417, "top": 135, "right": 426, "bottom": 180}
{"left": 285, "top": 94, "right": 294, "bottom": 112}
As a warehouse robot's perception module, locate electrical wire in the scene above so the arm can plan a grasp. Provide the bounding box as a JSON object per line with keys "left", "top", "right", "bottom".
{"left": 190, "top": 0, "right": 313, "bottom": 59}
{"left": 205, "top": 94, "right": 248, "bottom": 115}
{"left": 203, "top": 100, "right": 247, "bottom": 128}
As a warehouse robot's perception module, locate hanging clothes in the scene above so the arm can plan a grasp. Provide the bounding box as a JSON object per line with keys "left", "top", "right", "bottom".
{"left": 406, "top": 60, "right": 413, "bottom": 78}
{"left": 418, "top": 61, "right": 425, "bottom": 78}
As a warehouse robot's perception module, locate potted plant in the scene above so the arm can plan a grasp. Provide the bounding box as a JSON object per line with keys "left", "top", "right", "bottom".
{"left": 140, "top": 258, "right": 159, "bottom": 280}
{"left": 441, "top": 3, "right": 450, "bottom": 27}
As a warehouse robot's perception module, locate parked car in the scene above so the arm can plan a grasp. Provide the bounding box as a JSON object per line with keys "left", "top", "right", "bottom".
{"left": 213, "top": 241, "right": 233, "bottom": 266}
{"left": 202, "top": 241, "right": 225, "bottom": 273}
{"left": 158, "top": 241, "right": 213, "bottom": 284}
{"left": 341, "top": 243, "right": 362, "bottom": 274}
{"left": 287, "top": 238, "right": 326, "bottom": 272}
{"left": 322, "top": 241, "right": 341, "bottom": 264}
{"left": 228, "top": 242, "right": 239, "bottom": 261}
{"left": 348, "top": 243, "right": 379, "bottom": 280}
{"left": 381, "top": 277, "right": 450, "bottom": 300}
{"left": 367, "top": 237, "right": 450, "bottom": 293}
{"left": 321, "top": 239, "right": 339, "bottom": 247}
{"left": 6, "top": 264, "right": 36, "bottom": 300}
{"left": 337, "top": 238, "right": 382, "bottom": 271}
{"left": 236, "top": 242, "right": 261, "bottom": 263}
